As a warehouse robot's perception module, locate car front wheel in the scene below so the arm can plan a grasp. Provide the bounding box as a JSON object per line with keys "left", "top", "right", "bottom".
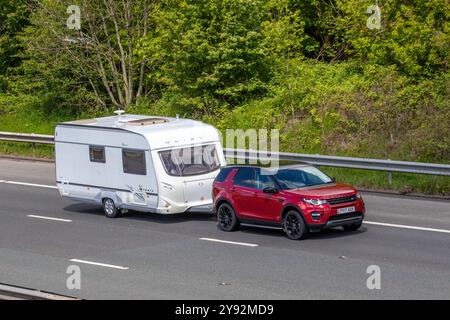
{"left": 283, "top": 210, "right": 309, "bottom": 240}
{"left": 217, "top": 203, "right": 239, "bottom": 232}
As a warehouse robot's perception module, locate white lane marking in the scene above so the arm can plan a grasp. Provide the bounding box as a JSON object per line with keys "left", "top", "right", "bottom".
{"left": 27, "top": 215, "right": 72, "bottom": 222}
{"left": 364, "top": 221, "right": 450, "bottom": 234}
{"left": 69, "top": 259, "right": 129, "bottom": 270}
{"left": 199, "top": 238, "right": 258, "bottom": 247}
{"left": 0, "top": 180, "right": 57, "bottom": 189}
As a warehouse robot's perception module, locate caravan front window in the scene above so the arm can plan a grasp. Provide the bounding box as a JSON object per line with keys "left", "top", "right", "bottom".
{"left": 159, "top": 144, "right": 220, "bottom": 176}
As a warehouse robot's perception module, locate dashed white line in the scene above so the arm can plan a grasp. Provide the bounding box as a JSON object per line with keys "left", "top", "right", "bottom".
{"left": 69, "top": 259, "right": 129, "bottom": 270}
{"left": 364, "top": 221, "right": 450, "bottom": 234}
{"left": 0, "top": 180, "right": 57, "bottom": 189}
{"left": 200, "top": 238, "right": 259, "bottom": 247}
{"left": 27, "top": 215, "right": 72, "bottom": 222}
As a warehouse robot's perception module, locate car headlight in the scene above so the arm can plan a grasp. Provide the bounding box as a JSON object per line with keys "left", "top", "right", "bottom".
{"left": 302, "top": 198, "right": 327, "bottom": 205}
{"left": 355, "top": 193, "right": 361, "bottom": 199}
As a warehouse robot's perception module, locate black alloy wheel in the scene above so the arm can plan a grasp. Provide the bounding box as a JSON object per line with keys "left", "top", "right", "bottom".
{"left": 217, "top": 203, "right": 239, "bottom": 232}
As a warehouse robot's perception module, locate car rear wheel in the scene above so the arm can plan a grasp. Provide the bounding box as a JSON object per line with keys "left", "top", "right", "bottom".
{"left": 217, "top": 203, "right": 239, "bottom": 232}
{"left": 283, "top": 210, "right": 309, "bottom": 240}
{"left": 343, "top": 222, "right": 362, "bottom": 231}
{"left": 103, "top": 198, "right": 119, "bottom": 218}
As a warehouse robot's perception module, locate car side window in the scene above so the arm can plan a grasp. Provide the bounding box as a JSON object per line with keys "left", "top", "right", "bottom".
{"left": 215, "top": 167, "right": 233, "bottom": 182}
{"left": 233, "top": 167, "right": 257, "bottom": 189}
{"left": 255, "top": 169, "right": 277, "bottom": 190}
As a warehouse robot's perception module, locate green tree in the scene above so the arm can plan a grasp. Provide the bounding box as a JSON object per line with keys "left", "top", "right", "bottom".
{"left": 0, "top": 0, "right": 32, "bottom": 91}
{"left": 261, "top": 0, "right": 305, "bottom": 117}
{"left": 336, "top": 0, "right": 449, "bottom": 78}
{"left": 137, "top": 0, "right": 274, "bottom": 117}
{"left": 16, "top": 0, "right": 154, "bottom": 112}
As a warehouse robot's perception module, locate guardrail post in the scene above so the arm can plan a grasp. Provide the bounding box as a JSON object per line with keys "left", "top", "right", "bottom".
{"left": 386, "top": 158, "right": 393, "bottom": 185}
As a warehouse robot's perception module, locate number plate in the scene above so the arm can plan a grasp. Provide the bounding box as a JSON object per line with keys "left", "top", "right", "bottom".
{"left": 337, "top": 206, "right": 355, "bottom": 214}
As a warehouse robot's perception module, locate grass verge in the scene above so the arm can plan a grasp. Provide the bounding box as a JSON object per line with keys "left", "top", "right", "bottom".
{"left": 321, "top": 167, "right": 449, "bottom": 197}
{"left": 0, "top": 141, "right": 54, "bottom": 159}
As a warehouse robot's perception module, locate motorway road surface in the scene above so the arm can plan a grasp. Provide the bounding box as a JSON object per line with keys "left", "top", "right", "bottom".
{"left": 0, "top": 158, "right": 449, "bottom": 299}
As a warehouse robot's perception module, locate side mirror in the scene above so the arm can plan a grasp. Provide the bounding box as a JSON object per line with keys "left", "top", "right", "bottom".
{"left": 263, "top": 186, "right": 278, "bottom": 194}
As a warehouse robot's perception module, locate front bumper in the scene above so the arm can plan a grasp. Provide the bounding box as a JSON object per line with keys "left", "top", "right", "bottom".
{"left": 300, "top": 198, "right": 365, "bottom": 230}
{"left": 308, "top": 212, "right": 364, "bottom": 232}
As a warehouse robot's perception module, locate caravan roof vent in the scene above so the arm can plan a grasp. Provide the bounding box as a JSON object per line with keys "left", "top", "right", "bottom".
{"left": 126, "top": 118, "right": 169, "bottom": 126}
{"left": 114, "top": 109, "right": 125, "bottom": 117}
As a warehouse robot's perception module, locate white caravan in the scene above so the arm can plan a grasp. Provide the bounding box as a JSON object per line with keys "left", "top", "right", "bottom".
{"left": 55, "top": 113, "right": 226, "bottom": 217}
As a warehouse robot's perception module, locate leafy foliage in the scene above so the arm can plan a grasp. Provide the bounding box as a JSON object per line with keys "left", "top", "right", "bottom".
{"left": 137, "top": 0, "right": 274, "bottom": 117}
{"left": 337, "top": 0, "right": 450, "bottom": 78}
{"left": 0, "top": 0, "right": 449, "bottom": 171}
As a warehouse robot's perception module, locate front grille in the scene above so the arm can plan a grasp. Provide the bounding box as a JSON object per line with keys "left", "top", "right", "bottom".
{"left": 327, "top": 194, "right": 358, "bottom": 205}
{"left": 328, "top": 212, "right": 363, "bottom": 221}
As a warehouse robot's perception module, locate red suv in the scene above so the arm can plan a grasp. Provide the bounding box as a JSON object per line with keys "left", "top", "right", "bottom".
{"left": 213, "top": 165, "right": 365, "bottom": 240}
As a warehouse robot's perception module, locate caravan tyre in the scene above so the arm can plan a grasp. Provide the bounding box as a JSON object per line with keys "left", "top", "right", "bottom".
{"left": 103, "top": 198, "right": 119, "bottom": 218}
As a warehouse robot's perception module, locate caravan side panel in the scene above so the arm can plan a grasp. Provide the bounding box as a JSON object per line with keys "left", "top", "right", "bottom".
{"left": 55, "top": 125, "right": 158, "bottom": 211}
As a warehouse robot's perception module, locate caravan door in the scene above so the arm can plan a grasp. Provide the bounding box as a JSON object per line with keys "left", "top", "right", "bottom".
{"left": 120, "top": 149, "right": 158, "bottom": 208}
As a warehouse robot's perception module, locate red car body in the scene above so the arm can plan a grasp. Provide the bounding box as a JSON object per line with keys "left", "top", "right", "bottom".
{"left": 213, "top": 165, "right": 365, "bottom": 239}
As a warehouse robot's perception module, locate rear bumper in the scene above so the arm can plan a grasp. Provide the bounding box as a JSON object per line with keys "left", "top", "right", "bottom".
{"left": 156, "top": 195, "right": 213, "bottom": 214}
{"left": 308, "top": 212, "right": 364, "bottom": 232}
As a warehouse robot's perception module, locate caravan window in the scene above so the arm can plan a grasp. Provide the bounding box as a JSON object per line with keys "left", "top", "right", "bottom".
{"left": 89, "top": 146, "right": 105, "bottom": 163}
{"left": 123, "top": 150, "right": 146, "bottom": 175}
{"left": 159, "top": 144, "right": 221, "bottom": 176}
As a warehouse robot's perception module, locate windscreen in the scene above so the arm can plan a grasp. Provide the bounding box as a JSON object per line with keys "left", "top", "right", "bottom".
{"left": 273, "top": 166, "right": 333, "bottom": 189}
{"left": 159, "top": 144, "right": 221, "bottom": 176}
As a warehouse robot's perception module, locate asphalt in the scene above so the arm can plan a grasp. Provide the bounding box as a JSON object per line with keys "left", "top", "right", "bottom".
{"left": 0, "top": 158, "right": 449, "bottom": 299}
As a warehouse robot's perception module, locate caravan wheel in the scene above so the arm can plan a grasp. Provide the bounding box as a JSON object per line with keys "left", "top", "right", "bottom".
{"left": 103, "top": 198, "right": 119, "bottom": 218}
